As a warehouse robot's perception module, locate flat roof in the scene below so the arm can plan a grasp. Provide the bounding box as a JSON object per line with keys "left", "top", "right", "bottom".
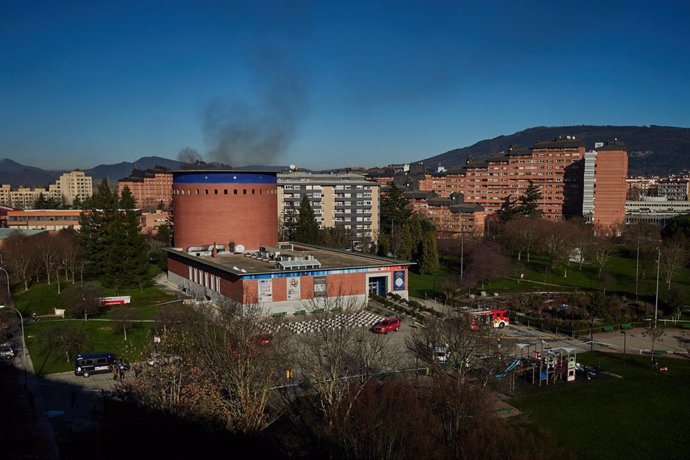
{"left": 0, "top": 228, "right": 47, "bottom": 239}
{"left": 167, "top": 242, "right": 413, "bottom": 277}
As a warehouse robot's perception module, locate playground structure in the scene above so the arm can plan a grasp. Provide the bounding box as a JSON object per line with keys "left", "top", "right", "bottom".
{"left": 495, "top": 342, "right": 580, "bottom": 390}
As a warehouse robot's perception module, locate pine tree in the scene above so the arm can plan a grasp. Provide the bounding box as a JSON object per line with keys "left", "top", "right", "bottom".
{"left": 517, "top": 181, "right": 543, "bottom": 217}
{"left": 294, "top": 196, "right": 321, "bottom": 244}
{"left": 418, "top": 230, "right": 440, "bottom": 274}
{"left": 118, "top": 186, "right": 149, "bottom": 290}
{"left": 79, "top": 180, "right": 119, "bottom": 279}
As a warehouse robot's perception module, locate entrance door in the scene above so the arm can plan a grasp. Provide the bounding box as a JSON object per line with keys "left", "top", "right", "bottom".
{"left": 368, "top": 276, "right": 386, "bottom": 296}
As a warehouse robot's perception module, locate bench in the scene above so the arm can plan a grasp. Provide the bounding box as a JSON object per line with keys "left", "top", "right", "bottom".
{"left": 602, "top": 325, "right": 614, "bottom": 333}
{"left": 621, "top": 323, "right": 633, "bottom": 330}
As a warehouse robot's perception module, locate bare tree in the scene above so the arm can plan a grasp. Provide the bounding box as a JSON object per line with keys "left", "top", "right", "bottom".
{"left": 64, "top": 285, "right": 104, "bottom": 320}
{"left": 661, "top": 239, "right": 688, "bottom": 290}
{"left": 500, "top": 216, "right": 541, "bottom": 262}
{"left": 464, "top": 240, "right": 510, "bottom": 290}
{"left": 2, "top": 232, "right": 37, "bottom": 291}
{"left": 38, "top": 322, "right": 90, "bottom": 363}
{"left": 35, "top": 233, "right": 59, "bottom": 286}
{"left": 295, "top": 294, "right": 402, "bottom": 429}
{"left": 56, "top": 229, "right": 84, "bottom": 284}
{"left": 110, "top": 307, "right": 137, "bottom": 341}
{"left": 591, "top": 235, "right": 615, "bottom": 278}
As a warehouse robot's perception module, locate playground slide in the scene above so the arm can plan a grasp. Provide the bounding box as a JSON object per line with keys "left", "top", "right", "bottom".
{"left": 496, "top": 358, "right": 522, "bottom": 380}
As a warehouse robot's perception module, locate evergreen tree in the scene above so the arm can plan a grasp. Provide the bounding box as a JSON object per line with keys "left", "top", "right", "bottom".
{"left": 516, "top": 181, "right": 543, "bottom": 217}
{"left": 498, "top": 181, "right": 543, "bottom": 222}
{"left": 418, "top": 229, "right": 440, "bottom": 274}
{"left": 72, "top": 196, "right": 82, "bottom": 210}
{"left": 395, "top": 224, "right": 415, "bottom": 260}
{"left": 380, "top": 183, "right": 412, "bottom": 233}
{"left": 118, "top": 186, "right": 149, "bottom": 290}
{"left": 79, "top": 180, "right": 119, "bottom": 279}
{"left": 78, "top": 181, "right": 149, "bottom": 289}
{"left": 293, "top": 196, "right": 321, "bottom": 244}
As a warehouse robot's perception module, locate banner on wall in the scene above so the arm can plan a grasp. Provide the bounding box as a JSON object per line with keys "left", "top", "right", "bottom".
{"left": 314, "top": 276, "right": 327, "bottom": 297}
{"left": 258, "top": 279, "right": 273, "bottom": 303}
{"left": 287, "top": 277, "right": 301, "bottom": 301}
{"left": 393, "top": 271, "right": 406, "bottom": 291}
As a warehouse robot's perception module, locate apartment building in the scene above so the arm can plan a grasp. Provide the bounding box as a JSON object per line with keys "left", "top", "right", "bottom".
{"left": 117, "top": 167, "right": 173, "bottom": 211}
{"left": 277, "top": 171, "right": 380, "bottom": 247}
{"left": 56, "top": 169, "right": 93, "bottom": 205}
{"left": 406, "top": 192, "right": 485, "bottom": 239}
{"left": 0, "top": 169, "right": 93, "bottom": 209}
{"left": 415, "top": 137, "right": 628, "bottom": 231}
{"left": 657, "top": 178, "right": 689, "bottom": 201}
{"left": 581, "top": 141, "right": 629, "bottom": 231}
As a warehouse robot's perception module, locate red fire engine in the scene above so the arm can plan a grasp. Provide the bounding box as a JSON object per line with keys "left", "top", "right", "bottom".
{"left": 467, "top": 309, "right": 509, "bottom": 331}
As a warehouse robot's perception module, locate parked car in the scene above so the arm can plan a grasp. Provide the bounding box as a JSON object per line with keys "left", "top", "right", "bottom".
{"left": 370, "top": 317, "right": 401, "bottom": 334}
{"left": 0, "top": 345, "right": 15, "bottom": 360}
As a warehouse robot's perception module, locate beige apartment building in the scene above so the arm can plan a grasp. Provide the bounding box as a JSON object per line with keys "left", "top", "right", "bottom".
{"left": 277, "top": 171, "right": 380, "bottom": 249}
{"left": 0, "top": 169, "right": 93, "bottom": 209}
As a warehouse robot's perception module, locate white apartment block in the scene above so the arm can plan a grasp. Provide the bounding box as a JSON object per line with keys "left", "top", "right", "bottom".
{"left": 0, "top": 169, "right": 93, "bottom": 209}
{"left": 277, "top": 171, "right": 380, "bottom": 246}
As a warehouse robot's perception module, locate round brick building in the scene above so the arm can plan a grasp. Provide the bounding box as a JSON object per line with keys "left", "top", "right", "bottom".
{"left": 171, "top": 170, "right": 278, "bottom": 251}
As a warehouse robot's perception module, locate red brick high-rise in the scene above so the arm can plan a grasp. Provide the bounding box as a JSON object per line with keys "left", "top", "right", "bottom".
{"left": 417, "top": 136, "right": 586, "bottom": 221}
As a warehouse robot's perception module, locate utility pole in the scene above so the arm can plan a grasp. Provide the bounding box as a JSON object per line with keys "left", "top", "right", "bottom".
{"left": 651, "top": 247, "right": 661, "bottom": 364}
{"left": 635, "top": 235, "right": 640, "bottom": 300}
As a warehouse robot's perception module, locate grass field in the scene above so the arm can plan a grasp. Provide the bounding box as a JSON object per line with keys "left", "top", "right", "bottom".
{"left": 511, "top": 352, "right": 690, "bottom": 460}
{"left": 25, "top": 319, "right": 157, "bottom": 375}
{"left": 410, "top": 246, "right": 690, "bottom": 307}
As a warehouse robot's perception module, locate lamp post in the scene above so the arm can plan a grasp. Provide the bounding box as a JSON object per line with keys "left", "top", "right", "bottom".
{"left": 651, "top": 247, "right": 661, "bottom": 364}
{"left": 621, "top": 330, "right": 627, "bottom": 373}
{"left": 0, "top": 304, "right": 27, "bottom": 386}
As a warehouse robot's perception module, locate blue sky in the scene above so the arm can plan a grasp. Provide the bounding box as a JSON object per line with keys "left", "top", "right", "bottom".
{"left": 2, "top": 0, "right": 689, "bottom": 171}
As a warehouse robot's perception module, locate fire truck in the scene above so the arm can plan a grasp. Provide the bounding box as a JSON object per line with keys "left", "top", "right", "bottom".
{"left": 467, "top": 308, "right": 510, "bottom": 331}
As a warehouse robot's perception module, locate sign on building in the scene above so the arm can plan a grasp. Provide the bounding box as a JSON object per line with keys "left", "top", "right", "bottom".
{"left": 258, "top": 279, "right": 273, "bottom": 303}
{"left": 287, "top": 277, "right": 301, "bottom": 301}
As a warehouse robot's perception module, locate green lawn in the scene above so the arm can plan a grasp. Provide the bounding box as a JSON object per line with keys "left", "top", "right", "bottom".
{"left": 13, "top": 278, "right": 179, "bottom": 374}
{"left": 26, "top": 319, "right": 156, "bottom": 375}
{"left": 510, "top": 352, "right": 690, "bottom": 460}
{"left": 419, "top": 247, "right": 690, "bottom": 303}
{"left": 14, "top": 280, "right": 178, "bottom": 317}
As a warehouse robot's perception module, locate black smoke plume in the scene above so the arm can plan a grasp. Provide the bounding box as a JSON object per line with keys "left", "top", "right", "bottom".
{"left": 203, "top": 49, "right": 308, "bottom": 166}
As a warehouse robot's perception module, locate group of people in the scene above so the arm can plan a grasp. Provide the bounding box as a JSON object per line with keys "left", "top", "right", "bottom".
{"left": 111, "top": 359, "right": 129, "bottom": 380}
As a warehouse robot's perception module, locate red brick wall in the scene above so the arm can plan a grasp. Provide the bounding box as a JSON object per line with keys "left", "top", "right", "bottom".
{"left": 594, "top": 150, "right": 628, "bottom": 231}
{"left": 172, "top": 184, "right": 278, "bottom": 251}
{"left": 327, "top": 273, "right": 366, "bottom": 296}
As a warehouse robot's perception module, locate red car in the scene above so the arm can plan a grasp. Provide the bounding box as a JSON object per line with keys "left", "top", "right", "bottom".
{"left": 371, "top": 317, "right": 401, "bottom": 334}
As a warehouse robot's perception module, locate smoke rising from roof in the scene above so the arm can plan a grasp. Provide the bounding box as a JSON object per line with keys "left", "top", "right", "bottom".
{"left": 203, "top": 49, "right": 308, "bottom": 167}
{"left": 177, "top": 147, "right": 203, "bottom": 164}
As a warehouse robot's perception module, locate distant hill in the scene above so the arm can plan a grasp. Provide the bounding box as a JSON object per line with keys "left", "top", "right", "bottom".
{"left": 0, "top": 159, "right": 62, "bottom": 188}
{"left": 419, "top": 125, "right": 690, "bottom": 176}
{"left": 85, "top": 156, "right": 186, "bottom": 183}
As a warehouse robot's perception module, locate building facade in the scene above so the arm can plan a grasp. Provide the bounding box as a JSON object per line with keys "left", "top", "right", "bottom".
{"left": 171, "top": 170, "right": 279, "bottom": 252}
{"left": 277, "top": 171, "right": 380, "bottom": 248}
{"left": 56, "top": 169, "right": 93, "bottom": 206}
{"left": 406, "top": 192, "right": 485, "bottom": 239}
{"left": 167, "top": 169, "right": 411, "bottom": 315}
{"left": 581, "top": 142, "right": 629, "bottom": 230}
{"left": 117, "top": 167, "right": 173, "bottom": 212}
{"left": 625, "top": 196, "right": 690, "bottom": 224}
{"left": 0, "top": 169, "right": 93, "bottom": 209}
{"left": 6, "top": 209, "right": 81, "bottom": 230}
{"left": 417, "top": 137, "right": 587, "bottom": 221}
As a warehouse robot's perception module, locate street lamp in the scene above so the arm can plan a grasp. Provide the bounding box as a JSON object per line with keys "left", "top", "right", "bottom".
{"left": 0, "top": 304, "right": 27, "bottom": 386}
{"left": 651, "top": 247, "right": 661, "bottom": 365}
{"left": 620, "top": 330, "right": 627, "bottom": 373}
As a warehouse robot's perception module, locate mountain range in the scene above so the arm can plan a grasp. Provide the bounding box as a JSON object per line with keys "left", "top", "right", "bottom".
{"left": 2, "top": 125, "right": 689, "bottom": 187}
{"left": 419, "top": 125, "right": 690, "bottom": 176}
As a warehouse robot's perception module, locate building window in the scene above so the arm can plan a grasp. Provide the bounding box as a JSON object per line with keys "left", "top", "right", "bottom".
{"left": 243, "top": 189, "right": 247, "bottom": 195}
{"left": 234, "top": 189, "right": 238, "bottom": 195}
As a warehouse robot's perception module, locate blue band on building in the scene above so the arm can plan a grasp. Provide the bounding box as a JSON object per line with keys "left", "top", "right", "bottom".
{"left": 173, "top": 172, "right": 277, "bottom": 185}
